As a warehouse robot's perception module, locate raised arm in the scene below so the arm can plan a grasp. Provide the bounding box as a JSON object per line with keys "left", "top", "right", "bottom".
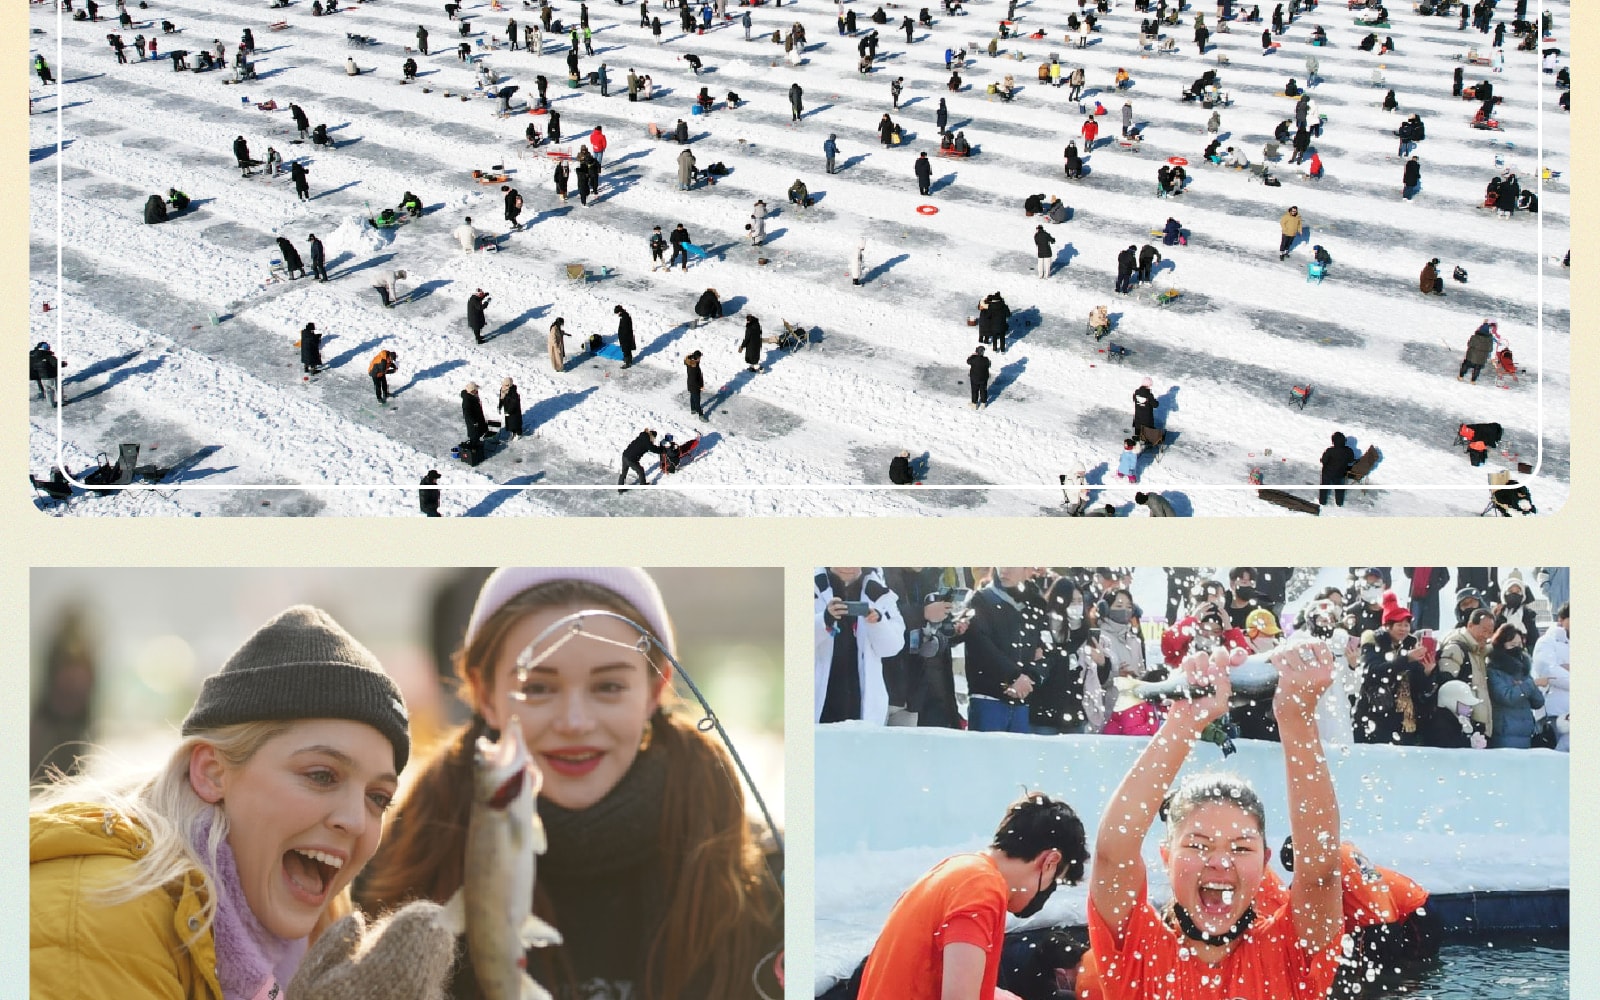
{"left": 1090, "top": 648, "right": 1233, "bottom": 941}
{"left": 1271, "top": 643, "right": 1341, "bottom": 953}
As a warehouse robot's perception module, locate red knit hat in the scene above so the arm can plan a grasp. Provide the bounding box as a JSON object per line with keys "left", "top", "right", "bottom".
{"left": 1380, "top": 592, "right": 1411, "bottom": 626}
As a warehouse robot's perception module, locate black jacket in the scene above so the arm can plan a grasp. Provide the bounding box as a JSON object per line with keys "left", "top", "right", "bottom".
{"left": 1034, "top": 228, "right": 1055, "bottom": 257}
{"left": 290, "top": 162, "right": 308, "bottom": 187}
{"left": 742, "top": 317, "right": 763, "bottom": 364}
{"left": 965, "top": 582, "right": 1049, "bottom": 701}
{"left": 30, "top": 347, "right": 58, "bottom": 380}
{"left": 616, "top": 309, "right": 636, "bottom": 351}
{"left": 966, "top": 352, "right": 991, "bottom": 383}
{"left": 1320, "top": 441, "right": 1356, "bottom": 482}
{"left": 499, "top": 386, "right": 523, "bottom": 434}
{"left": 695, "top": 289, "right": 721, "bottom": 319}
{"left": 888, "top": 455, "right": 913, "bottom": 485}
{"left": 622, "top": 430, "right": 664, "bottom": 462}
{"left": 308, "top": 237, "right": 325, "bottom": 267}
{"left": 1354, "top": 632, "right": 1435, "bottom": 745}
{"left": 914, "top": 155, "right": 932, "bottom": 179}
{"left": 467, "top": 293, "right": 489, "bottom": 331}
{"left": 1116, "top": 247, "right": 1137, "bottom": 275}
{"left": 275, "top": 237, "right": 303, "bottom": 271}
{"left": 299, "top": 327, "right": 322, "bottom": 366}
{"left": 1138, "top": 244, "right": 1160, "bottom": 268}
{"left": 461, "top": 390, "right": 489, "bottom": 438}
{"left": 671, "top": 226, "right": 691, "bottom": 248}
{"left": 291, "top": 103, "right": 308, "bottom": 130}
{"left": 685, "top": 361, "right": 704, "bottom": 392}
{"left": 1403, "top": 160, "right": 1421, "bottom": 185}
{"left": 1132, "top": 387, "right": 1159, "bottom": 428}
{"left": 233, "top": 136, "right": 250, "bottom": 163}
{"left": 418, "top": 475, "right": 441, "bottom": 515}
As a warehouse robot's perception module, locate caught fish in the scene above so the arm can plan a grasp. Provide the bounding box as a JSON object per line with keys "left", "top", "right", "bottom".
{"left": 1113, "top": 651, "right": 1284, "bottom": 713}
{"left": 443, "top": 719, "right": 562, "bottom": 1000}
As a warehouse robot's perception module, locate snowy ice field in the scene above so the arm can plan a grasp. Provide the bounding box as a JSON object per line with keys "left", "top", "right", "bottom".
{"left": 27, "top": 0, "right": 1571, "bottom": 516}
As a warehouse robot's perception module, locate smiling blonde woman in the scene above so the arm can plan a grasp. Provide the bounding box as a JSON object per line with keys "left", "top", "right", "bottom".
{"left": 30, "top": 606, "right": 456, "bottom": 1000}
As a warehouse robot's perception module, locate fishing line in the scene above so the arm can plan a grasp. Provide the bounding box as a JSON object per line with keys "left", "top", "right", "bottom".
{"left": 513, "top": 610, "right": 785, "bottom": 864}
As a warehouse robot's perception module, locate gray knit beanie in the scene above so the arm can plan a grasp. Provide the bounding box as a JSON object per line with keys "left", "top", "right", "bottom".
{"left": 181, "top": 606, "right": 411, "bottom": 773}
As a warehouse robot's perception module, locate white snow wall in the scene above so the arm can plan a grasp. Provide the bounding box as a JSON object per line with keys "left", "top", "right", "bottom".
{"left": 813, "top": 723, "right": 1569, "bottom": 989}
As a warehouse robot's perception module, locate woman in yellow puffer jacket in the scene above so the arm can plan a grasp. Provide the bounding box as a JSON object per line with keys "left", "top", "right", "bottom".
{"left": 30, "top": 606, "right": 456, "bottom": 1000}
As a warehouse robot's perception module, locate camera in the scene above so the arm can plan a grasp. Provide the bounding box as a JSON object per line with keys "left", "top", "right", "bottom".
{"left": 839, "top": 600, "right": 872, "bottom": 618}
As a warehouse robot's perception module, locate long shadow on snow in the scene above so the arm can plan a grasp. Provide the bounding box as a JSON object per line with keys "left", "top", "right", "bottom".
{"left": 847, "top": 444, "right": 991, "bottom": 507}
{"left": 465, "top": 472, "right": 547, "bottom": 516}
{"left": 989, "top": 357, "right": 1028, "bottom": 402}
{"left": 397, "top": 359, "right": 468, "bottom": 394}
{"left": 69, "top": 356, "right": 167, "bottom": 404}
{"left": 64, "top": 350, "right": 142, "bottom": 386}
{"left": 490, "top": 303, "right": 552, "bottom": 339}
{"left": 326, "top": 336, "right": 384, "bottom": 371}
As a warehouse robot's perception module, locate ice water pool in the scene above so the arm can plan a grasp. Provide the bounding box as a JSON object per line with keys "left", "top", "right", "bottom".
{"left": 1357, "top": 942, "right": 1568, "bottom": 999}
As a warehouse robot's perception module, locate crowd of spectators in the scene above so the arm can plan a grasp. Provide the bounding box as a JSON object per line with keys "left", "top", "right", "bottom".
{"left": 814, "top": 566, "right": 1569, "bottom": 752}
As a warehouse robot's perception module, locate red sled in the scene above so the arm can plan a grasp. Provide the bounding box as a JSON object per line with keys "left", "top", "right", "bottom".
{"left": 659, "top": 435, "right": 700, "bottom": 473}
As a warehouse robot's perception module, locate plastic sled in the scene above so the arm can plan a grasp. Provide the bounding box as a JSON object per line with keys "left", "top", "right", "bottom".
{"left": 597, "top": 342, "right": 625, "bottom": 360}
{"left": 1348, "top": 445, "right": 1379, "bottom": 483}
{"left": 1258, "top": 488, "right": 1321, "bottom": 514}
{"left": 658, "top": 435, "right": 699, "bottom": 473}
{"left": 1153, "top": 288, "right": 1182, "bottom": 306}
{"left": 1136, "top": 425, "right": 1166, "bottom": 455}
{"left": 255, "top": 99, "right": 278, "bottom": 111}
{"left": 682, "top": 242, "right": 709, "bottom": 259}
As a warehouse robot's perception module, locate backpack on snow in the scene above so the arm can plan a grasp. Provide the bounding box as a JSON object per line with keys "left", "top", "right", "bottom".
{"left": 1452, "top": 266, "right": 1468, "bottom": 282}
{"left": 143, "top": 194, "right": 168, "bottom": 224}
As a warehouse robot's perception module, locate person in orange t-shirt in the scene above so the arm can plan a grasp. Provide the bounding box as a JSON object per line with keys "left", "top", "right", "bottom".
{"left": 1085, "top": 644, "right": 1346, "bottom": 1000}
{"left": 857, "top": 793, "right": 1090, "bottom": 1000}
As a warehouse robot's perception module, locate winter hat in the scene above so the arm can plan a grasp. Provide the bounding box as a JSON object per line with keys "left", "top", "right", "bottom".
{"left": 1332, "top": 432, "right": 1346, "bottom": 445}
{"left": 1504, "top": 569, "right": 1525, "bottom": 592}
{"left": 181, "top": 606, "right": 410, "bottom": 773}
{"left": 464, "top": 568, "right": 675, "bottom": 656}
{"left": 1437, "top": 678, "right": 1481, "bottom": 710}
{"left": 501, "top": 377, "right": 513, "bottom": 389}
{"left": 1363, "top": 567, "right": 1386, "bottom": 581}
{"left": 1380, "top": 592, "right": 1411, "bottom": 626}
{"left": 1244, "top": 608, "right": 1281, "bottom": 636}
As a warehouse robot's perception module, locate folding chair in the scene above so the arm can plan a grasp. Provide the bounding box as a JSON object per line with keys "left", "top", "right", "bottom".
{"left": 564, "top": 262, "right": 588, "bottom": 282}
{"left": 1306, "top": 260, "right": 1326, "bottom": 283}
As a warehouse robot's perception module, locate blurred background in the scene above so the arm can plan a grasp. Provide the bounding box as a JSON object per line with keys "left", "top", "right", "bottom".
{"left": 30, "top": 568, "right": 784, "bottom": 825}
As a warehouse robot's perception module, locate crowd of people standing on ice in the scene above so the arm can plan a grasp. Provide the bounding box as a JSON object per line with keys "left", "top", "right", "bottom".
{"left": 815, "top": 566, "right": 1571, "bottom": 752}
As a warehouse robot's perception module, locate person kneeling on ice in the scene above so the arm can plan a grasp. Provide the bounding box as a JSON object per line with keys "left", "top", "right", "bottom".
{"left": 1084, "top": 644, "right": 1344, "bottom": 1000}
{"left": 693, "top": 287, "right": 722, "bottom": 328}
{"left": 889, "top": 451, "right": 915, "bottom": 485}
{"left": 29, "top": 606, "right": 456, "bottom": 1000}
{"left": 453, "top": 216, "right": 480, "bottom": 252}
{"left": 852, "top": 794, "right": 1089, "bottom": 1000}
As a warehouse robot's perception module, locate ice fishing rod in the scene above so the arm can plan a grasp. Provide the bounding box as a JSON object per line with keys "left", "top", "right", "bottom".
{"left": 513, "top": 610, "right": 785, "bottom": 864}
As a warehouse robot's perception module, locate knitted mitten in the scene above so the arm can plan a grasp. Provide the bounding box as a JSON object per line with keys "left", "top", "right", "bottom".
{"left": 287, "top": 901, "right": 457, "bottom": 1000}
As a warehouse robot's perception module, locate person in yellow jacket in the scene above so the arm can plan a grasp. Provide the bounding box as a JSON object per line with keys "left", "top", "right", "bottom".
{"left": 1278, "top": 205, "right": 1303, "bottom": 260}
{"left": 30, "top": 606, "right": 455, "bottom": 1000}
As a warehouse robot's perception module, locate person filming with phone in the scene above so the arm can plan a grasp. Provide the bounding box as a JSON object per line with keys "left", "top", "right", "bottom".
{"left": 815, "top": 568, "right": 905, "bottom": 725}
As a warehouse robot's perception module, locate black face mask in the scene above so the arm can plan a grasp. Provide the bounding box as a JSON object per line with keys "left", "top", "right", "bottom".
{"left": 1015, "top": 866, "right": 1059, "bottom": 919}
{"left": 1505, "top": 592, "right": 1525, "bottom": 608}
{"left": 1234, "top": 587, "right": 1256, "bottom": 602}
{"left": 1170, "top": 901, "right": 1257, "bottom": 946}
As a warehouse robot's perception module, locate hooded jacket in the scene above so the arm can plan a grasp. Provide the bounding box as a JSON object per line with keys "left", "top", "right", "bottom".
{"left": 814, "top": 570, "right": 904, "bottom": 724}
{"left": 31, "top": 803, "right": 225, "bottom": 1000}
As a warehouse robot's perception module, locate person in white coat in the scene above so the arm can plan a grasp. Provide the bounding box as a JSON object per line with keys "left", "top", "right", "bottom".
{"left": 1531, "top": 602, "right": 1569, "bottom": 751}
{"left": 748, "top": 203, "right": 766, "bottom": 245}
{"left": 453, "top": 216, "right": 479, "bottom": 252}
{"left": 815, "top": 567, "right": 904, "bottom": 724}
{"left": 849, "top": 239, "right": 866, "bottom": 285}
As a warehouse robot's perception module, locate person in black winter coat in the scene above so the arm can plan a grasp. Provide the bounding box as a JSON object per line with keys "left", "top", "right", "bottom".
{"left": 888, "top": 451, "right": 914, "bottom": 485}
{"left": 1402, "top": 156, "right": 1421, "bottom": 199}
{"left": 1114, "top": 245, "right": 1138, "bottom": 293}
{"left": 1132, "top": 378, "right": 1159, "bottom": 432}
{"left": 914, "top": 152, "right": 933, "bottom": 195}
{"left": 418, "top": 469, "right": 442, "bottom": 516}
{"left": 980, "top": 292, "right": 1012, "bottom": 352}
{"left": 693, "top": 286, "right": 721, "bottom": 326}
{"left": 461, "top": 382, "right": 490, "bottom": 443}
{"left": 1137, "top": 243, "right": 1161, "bottom": 282}
{"left": 1033, "top": 225, "right": 1056, "bottom": 278}
{"left": 502, "top": 184, "right": 524, "bottom": 231}
{"left": 233, "top": 135, "right": 254, "bottom": 175}
{"left": 466, "top": 288, "right": 491, "bottom": 343}
{"left": 741, "top": 316, "right": 764, "bottom": 371}
{"left": 1319, "top": 430, "right": 1356, "bottom": 506}
{"left": 299, "top": 322, "right": 322, "bottom": 373}
{"left": 498, "top": 378, "right": 524, "bottom": 437}
{"left": 617, "top": 428, "right": 665, "bottom": 487}
{"left": 291, "top": 161, "right": 310, "bottom": 201}
{"left": 966, "top": 345, "right": 991, "bottom": 408}
{"left": 1064, "top": 141, "right": 1083, "bottom": 178}
{"left": 685, "top": 350, "right": 707, "bottom": 417}
{"left": 275, "top": 236, "right": 305, "bottom": 278}
{"left": 614, "top": 304, "right": 636, "bottom": 367}
{"left": 307, "top": 234, "right": 328, "bottom": 281}
{"left": 30, "top": 342, "right": 60, "bottom": 405}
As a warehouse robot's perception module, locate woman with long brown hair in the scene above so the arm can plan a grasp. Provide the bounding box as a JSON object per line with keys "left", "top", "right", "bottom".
{"left": 358, "top": 568, "right": 783, "bottom": 1000}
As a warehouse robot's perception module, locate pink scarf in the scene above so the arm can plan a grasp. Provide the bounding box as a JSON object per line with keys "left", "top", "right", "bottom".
{"left": 195, "top": 821, "right": 309, "bottom": 1000}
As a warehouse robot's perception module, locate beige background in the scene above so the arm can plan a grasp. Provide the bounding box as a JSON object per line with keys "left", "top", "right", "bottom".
{"left": 5, "top": 1, "right": 1597, "bottom": 995}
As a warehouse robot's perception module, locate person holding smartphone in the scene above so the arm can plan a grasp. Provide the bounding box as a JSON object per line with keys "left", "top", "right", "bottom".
{"left": 815, "top": 569, "right": 905, "bottom": 724}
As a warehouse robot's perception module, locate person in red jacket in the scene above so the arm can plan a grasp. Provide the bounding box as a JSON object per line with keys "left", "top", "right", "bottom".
{"left": 588, "top": 124, "right": 608, "bottom": 165}
{"left": 1080, "top": 117, "right": 1100, "bottom": 150}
